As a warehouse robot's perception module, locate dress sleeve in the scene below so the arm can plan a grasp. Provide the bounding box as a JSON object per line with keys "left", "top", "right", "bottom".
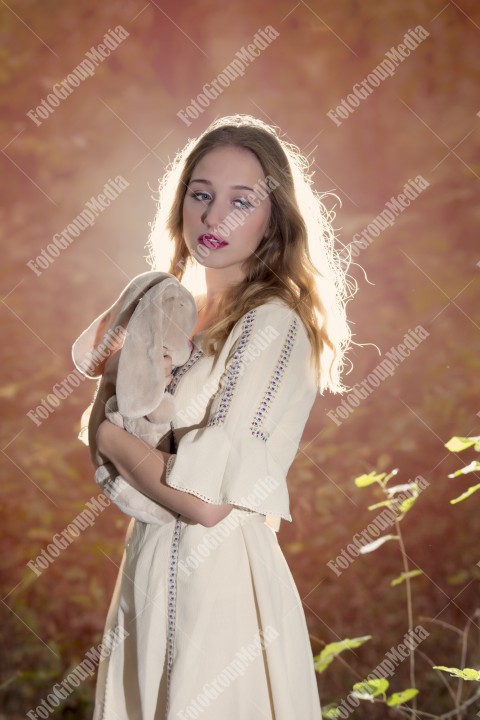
{"left": 164, "top": 301, "right": 318, "bottom": 522}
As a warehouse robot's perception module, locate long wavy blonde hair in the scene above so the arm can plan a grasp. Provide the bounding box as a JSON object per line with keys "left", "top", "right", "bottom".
{"left": 146, "top": 114, "right": 354, "bottom": 393}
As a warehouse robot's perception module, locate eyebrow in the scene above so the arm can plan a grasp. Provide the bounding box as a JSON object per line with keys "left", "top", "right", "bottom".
{"left": 189, "top": 178, "right": 256, "bottom": 192}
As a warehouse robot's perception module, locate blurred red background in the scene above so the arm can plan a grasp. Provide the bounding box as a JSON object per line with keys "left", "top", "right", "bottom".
{"left": 1, "top": 1, "right": 479, "bottom": 717}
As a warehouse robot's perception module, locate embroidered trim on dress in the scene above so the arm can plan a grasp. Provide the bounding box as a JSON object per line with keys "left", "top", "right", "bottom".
{"left": 165, "top": 517, "right": 182, "bottom": 717}
{"left": 168, "top": 349, "right": 204, "bottom": 395}
{"left": 163, "top": 477, "right": 292, "bottom": 522}
{"left": 206, "top": 309, "right": 256, "bottom": 427}
{"left": 165, "top": 453, "right": 176, "bottom": 480}
{"left": 249, "top": 317, "right": 298, "bottom": 441}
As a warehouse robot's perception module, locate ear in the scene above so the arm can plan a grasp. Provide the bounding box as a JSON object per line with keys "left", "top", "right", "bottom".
{"left": 116, "top": 284, "right": 166, "bottom": 418}
{"left": 71, "top": 271, "right": 170, "bottom": 378}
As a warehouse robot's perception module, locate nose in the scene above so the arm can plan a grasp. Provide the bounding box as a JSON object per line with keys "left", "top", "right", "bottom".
{"left": 201, "top": 199, "right": 225, "bottom": 231}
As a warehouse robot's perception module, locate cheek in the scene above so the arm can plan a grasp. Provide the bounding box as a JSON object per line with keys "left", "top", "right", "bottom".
{"left": 242, "top": 220, "right": 266, "bottom": 253}
{"left": 247, "top": 206, "right": 270, "bottom": 238}
{"left": 182, "top": 202, "right": 193, "bottom": 228}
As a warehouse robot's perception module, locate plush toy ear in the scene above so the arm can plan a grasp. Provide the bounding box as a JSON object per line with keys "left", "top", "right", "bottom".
{"left": 116, "top": 283, "right": 167, "bottom": 418}
{"left": 71, "top": 271, "right": 170, "bottom": 378}
{"left": 72, "top": 309, "right": 126, "bottom": 379}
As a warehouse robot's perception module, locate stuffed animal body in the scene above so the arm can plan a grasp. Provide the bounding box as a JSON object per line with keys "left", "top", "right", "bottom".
{"left": 72, "top": 271, "right": 197, "bottom": 525}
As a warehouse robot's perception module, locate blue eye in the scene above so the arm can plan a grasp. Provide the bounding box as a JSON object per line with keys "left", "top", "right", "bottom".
{"left": 234, "top": 199, "right": 253, "bottom": 209}
{"left": 189, "top": 192, "right": 253, "bottom": 209}
{"left": 190, "top": 191, "right": 210, "bottom": 202}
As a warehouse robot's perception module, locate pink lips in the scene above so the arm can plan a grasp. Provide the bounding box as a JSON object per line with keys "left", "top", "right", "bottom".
{"left": 197, "top": 233, "right": 229, "bottom": 249}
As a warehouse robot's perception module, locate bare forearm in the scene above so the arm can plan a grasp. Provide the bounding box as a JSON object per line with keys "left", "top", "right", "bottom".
{"left": 96, "top": 421, "right": 232, "bottom": 527}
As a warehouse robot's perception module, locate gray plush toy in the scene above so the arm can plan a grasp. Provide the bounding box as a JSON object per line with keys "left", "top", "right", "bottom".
{"left": 71, "top": 271, "right": 197, "bottom": 525}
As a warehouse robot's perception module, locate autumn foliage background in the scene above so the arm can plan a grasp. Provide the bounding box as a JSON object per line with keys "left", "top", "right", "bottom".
{"left": 0, "top": 1, "right": 479, "bottom": 717}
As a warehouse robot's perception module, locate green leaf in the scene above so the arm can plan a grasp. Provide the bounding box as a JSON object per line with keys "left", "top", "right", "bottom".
{"left": 354, "top": 472, "right": 386, "bottom": 488}
{"left": 433, "top": 666, "right": 480, "bottom": 681}
{"left": 367, "top": 499, "right": 395, "bottom": 511}
{"left": 448, "top": 461, "right": 480, "bottom": 478}
{"left": 314, "top": 636, "right": 372, "bottom": 673}
{"left": 446, "top": 570, "right": 470, "bottom": 585}
{"left": 397, "top": 495, "right": 417, "bottom": 514}
{"left": 445, "top": 436, "right": 480, "bottom": 452}
{"left": 386, "top": 688, "right": 419, "bottom": 706}
{"left": 321, "top": 704, "right": 341, "bottom": 718}
{"left": 390, "top": 570, "right": 423, "bottom": 587}
{"left": 385, "top": 483, "right": 417, "bottom": 496}
{"left": 352, "top": 678, "right": 389, "bottom": 699}
{"left": 450, "top": 483, "right": 480, "bottom": 504}
{"left": 358, "top": 535, "right": 399, "bottom": 554}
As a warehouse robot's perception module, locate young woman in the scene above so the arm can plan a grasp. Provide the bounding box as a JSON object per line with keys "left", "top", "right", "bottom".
{"left": 93, "top": 114, "right": 352, "bottom": 719}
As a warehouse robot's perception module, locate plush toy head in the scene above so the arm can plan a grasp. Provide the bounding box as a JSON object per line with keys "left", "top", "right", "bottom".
{"left": 72, "top": 271, "right": 197, "bottom": 419}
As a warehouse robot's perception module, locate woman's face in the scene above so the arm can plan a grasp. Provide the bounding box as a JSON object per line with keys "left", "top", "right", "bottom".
{"left": 182, "top": 145, "right": 271, "bottom": 281}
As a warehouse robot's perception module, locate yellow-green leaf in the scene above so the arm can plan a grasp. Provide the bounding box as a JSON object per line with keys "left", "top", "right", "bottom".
{"left": 445, "top": 436, "right": 480, "bottom": 452}
{"left": 314, "top": 636, "right": 372, "bottom": 673}
{"left": 386, "top": 688, "right": 419, "bottom": 706}
{"left": 433, "top": 666, "right": 480, "bottom": 681}
{"left": 446, "top": 570, "right": 469, "bottom": 585}
{"left": 385, "top": 483, "right": 417, "bottom": 496}
{"left": 321, "top": 704, "right": 341, "bottom": 718}
{"left": 354, "top": 472, "right": 386, "bottom": 488}
{"left": 390, "top": 570, "right": 423, "bottom": 587}
{"left": 448, "top": 461, "right": 480, "bottom": 478}
{"left": 352, "top": 678, "right": 389, "bottom": 699}
{"left": 359, "top": 535, "right": 398, "bottom": 554}
{"left": 367, "top": 499, "right": 394, "bottom": 511}
{"left": 398, "top": 495, "right": 418, "bottom": 514}
{"left": 450, "top": 483, "right": 480, "bottom": 504}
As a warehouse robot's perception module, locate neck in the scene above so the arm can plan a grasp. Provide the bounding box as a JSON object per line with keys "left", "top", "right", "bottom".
{"left": 200, "top": 266, "right": 244, "bottom": 311}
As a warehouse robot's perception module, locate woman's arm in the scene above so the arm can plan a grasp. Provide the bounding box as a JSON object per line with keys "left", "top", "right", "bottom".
{"left": 96, "top": 420, "right": 233, "bottom": 527}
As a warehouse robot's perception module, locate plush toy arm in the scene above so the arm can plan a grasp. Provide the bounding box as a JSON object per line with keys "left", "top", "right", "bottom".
{"left": 107, "top": 393, "right": 173, "bottom": 447}
{"left": 95, "top": 463, "right": 177, "bottom": 525}
{"left": 98, "top": 395, "right": 177, "bottom": 525}
{"left": 104, "top": 394, "right": 127, "bottom": 429}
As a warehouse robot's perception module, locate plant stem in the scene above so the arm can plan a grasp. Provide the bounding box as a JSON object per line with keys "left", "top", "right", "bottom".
{"left": 436, "top": 689, "right": 480, "bottom": 719}
{"left": 415, "top": 648, "right": 460, "bottom": 720}
{"left": 396, "top": 517, "right": 417, "bottom": 719}
{"left": 418, "top": 616, "right": 463, "bottom": 638}
{"left": 456, "top": 613, "right": 475, "bottom": 713}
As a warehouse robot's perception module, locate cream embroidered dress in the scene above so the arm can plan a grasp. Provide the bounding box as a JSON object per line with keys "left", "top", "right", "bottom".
{"left": 93, "top": 299, "right": 322, "bottom": 719}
